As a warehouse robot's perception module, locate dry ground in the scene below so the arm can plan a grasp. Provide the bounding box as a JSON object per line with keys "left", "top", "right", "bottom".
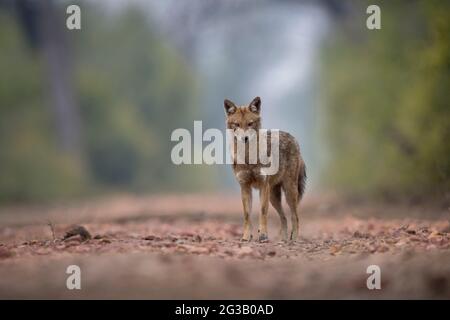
{"left": 0, "top": 193, "right": 449, "bottom": 299}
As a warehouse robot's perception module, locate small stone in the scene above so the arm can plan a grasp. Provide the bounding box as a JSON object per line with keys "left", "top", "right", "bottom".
{"left": 63, "top": 225, "right": 91, "bottom": 241}
{"left": 236, "top": 246, "right": 253, "bottom": 258}
{"left": 267, "top": 250, "right": 277, "bottom": 257}
{"left": 395, "top": 240, "right": 408, "bottom": 247}
{"left": 188, "top": 246, "right": 210, "bottom": 254}
{"left": 0, "top": 247, "right": 13, "bottom": 259}
{"left": 353, "top": 231, "right": 363, "bottom": 238}
{"left": 329, "top": 245, "right": 341, "bottom": 254}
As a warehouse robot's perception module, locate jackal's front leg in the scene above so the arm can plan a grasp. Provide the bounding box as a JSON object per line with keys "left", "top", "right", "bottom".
{"left": 258, "top": 182, "right": 270, "bottom": 242}
{"left": 240, "top": 185, "right": 252, "bottom": 241}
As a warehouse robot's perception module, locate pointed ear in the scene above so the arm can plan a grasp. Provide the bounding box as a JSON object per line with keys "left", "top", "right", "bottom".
{"left": 249, "top": 96, "right": 261, "bottom": 114}
{"left": 224, "top": 99, "right": 237, "bottom": 115}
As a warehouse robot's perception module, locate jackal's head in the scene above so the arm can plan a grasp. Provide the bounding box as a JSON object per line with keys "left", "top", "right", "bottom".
{"left": 224, "top": 97, "right": 261, "bottom": 143}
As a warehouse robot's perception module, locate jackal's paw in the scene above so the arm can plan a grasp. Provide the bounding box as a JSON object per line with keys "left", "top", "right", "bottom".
{"left": 258, "top": 234, "right": 269, "bottom": 243}
{"left": 289, "top": 231, "right": 298, "bottom": 242}
{"left": 241, "top": 234, "right": 253, "bottom": 242}
{"left": 279, "top": 230, "right": 289, "bottom": 242}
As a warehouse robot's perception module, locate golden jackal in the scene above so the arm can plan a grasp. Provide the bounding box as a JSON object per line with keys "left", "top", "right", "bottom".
{"left": 224, "top": 96, "right": 306, "bottom": 242}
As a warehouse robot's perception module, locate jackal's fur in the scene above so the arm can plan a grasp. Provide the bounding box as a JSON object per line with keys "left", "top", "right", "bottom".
{"left": 224, "top": 97, "right": 306, "bottom": 241}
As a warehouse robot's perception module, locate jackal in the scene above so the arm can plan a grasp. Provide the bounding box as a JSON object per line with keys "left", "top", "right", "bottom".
{"left": 224, "top": 96, "right": 306, "bottom": 242}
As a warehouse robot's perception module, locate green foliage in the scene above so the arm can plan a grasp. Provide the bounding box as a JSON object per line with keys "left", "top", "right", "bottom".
{"left": 0, "top": 12, "right": 87, "bottom": 201}
{"left": 320, "top": 0, "right": 450, "bottom": 199}
{"left": 74, "top": 7, "right": 204, "bottom": 192}
{"left": 0, "top": 4, "right": 208, "bottom": 202}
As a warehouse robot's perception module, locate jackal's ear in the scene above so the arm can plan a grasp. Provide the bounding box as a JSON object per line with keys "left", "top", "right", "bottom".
{"left": 249, "top": 96, "right": 261, "bottom": 114}
{"left": 224, "top": 99, "right": 237, "bottom": 115}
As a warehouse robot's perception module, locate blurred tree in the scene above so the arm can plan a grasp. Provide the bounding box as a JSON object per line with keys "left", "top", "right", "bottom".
{"left": 0, "top": 2, "right": 209, "bottom": 202}
{"left": 15, "top": 0, "right": 82, "bottom": 154}
{"left": 0, "top": 9, "right": 86, "bottom": 201}
{"left": 74, "top": 6, "right": 206, "bottom": 191}
{"left": 320, "top": 0, "right": 449, "bottom": 202}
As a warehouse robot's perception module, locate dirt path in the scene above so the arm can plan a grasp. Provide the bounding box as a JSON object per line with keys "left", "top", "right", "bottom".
{"left": 0, "top": 194, "right": 449, "bottom": 299}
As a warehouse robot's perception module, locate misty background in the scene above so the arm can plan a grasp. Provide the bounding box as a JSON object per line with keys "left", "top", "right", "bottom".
{"left": 0, "top": 0, "right": 448, "bottom": 204}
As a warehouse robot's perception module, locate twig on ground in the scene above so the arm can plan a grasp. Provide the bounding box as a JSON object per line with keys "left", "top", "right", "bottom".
{"left": 47, "top": 220, "right": 56, "bottom": 241}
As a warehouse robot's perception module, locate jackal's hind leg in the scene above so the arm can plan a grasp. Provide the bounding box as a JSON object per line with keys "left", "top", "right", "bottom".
{"left": 270, "top": 184, "right": 288, "bottom": 241}
{"left": 284, "top": 182, "right": 299, "bottom": 241}
{"left": 258, "top": 183, "right": 270, "bottom": 242}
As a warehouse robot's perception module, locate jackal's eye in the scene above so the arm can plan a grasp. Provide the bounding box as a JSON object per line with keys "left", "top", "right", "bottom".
{"left": 232, "top": 122, "right": 240, "bottom": 128}
{"left": 248, "top": 121, "right": 254, "bottom": 127}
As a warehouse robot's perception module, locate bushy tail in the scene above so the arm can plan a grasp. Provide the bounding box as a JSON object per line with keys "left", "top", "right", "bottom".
{"left": 298, "top": 164, "right": 306, "bottom": 199}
